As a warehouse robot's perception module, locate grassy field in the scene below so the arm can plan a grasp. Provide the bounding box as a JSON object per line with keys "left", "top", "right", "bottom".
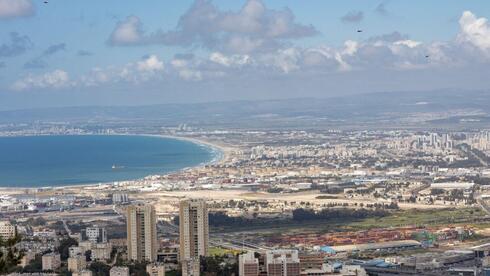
{"left": 345, "top": 207, "right": 486, "bottom": 231}
{"left": 208, "top": 247, "right": 244, "bottom": 256}
{"left": 211, "top": 207, "right": 488, "bottom": 235}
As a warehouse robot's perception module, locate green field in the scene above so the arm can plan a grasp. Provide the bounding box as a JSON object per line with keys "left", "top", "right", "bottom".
{"left": 345, "top": 207, "right": 486, "bottom": 231}
{"left": 212, "top": 207, "right": 488, "bottom": 235}
{"left": 208, "top": 247, "right": 244, "bottom": 256}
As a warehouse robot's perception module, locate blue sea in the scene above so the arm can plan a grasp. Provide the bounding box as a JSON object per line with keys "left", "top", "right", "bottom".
{"left": 0, "top": 135, "right": 216, "bottom": 187}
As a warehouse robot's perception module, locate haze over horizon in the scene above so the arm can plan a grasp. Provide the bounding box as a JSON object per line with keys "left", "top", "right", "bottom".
{"left": 1, "top": 0, "right": 490, "bottom": 110}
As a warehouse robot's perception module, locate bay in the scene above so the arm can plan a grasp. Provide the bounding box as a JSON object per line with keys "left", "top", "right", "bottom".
{"left": 0, "top": 135, "right": 215, "bottom": 187}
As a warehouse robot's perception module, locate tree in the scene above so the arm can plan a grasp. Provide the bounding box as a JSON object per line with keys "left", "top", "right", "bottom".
{"left": 0, "top": 235, "right": 23, "bottom": 274}
{"left": 430, "top": 188, "right": 445, "bottom": 196}
{"left": 89, "top": 261, "right": 111, "bottom": 276}
{"left": 201, "top": 255, "right": 238, "bottom": 276}
{"left": 26, "top": 217, "right": 47, "bottom": 226}
{"left": 21, "top": 254, "right": 42, "bottom": 273}
{"left": 129, "top": 261, "right": 148, "bottom": 276}
{"left": 58, "top": 237, "right": 78, "bottom": 261}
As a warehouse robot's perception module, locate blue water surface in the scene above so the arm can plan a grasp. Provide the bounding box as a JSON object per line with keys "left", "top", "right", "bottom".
{"left": 0, "top": 135, "right": 214, "bottom": 187}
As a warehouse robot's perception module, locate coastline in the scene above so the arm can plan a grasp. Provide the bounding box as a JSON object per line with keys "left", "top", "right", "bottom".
{"left": 0, "top": 133, "right": 229, "bottom": 192}
{"left": 147, "top": 134, "right": 232, "bottom": 165}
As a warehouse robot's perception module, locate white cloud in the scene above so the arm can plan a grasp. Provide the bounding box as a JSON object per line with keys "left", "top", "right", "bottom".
{"left": 12, "top": 55, "right": 166, "bottom": 90}
{"left": 109, "top": 16, "right": 143, "bottom": 46}
{"left": 14, "top": 10, "right": 490, "bottom": 92}
{"left": 0, "top": 0, "right": 34, "bottom": 19}
{"left": 209, "top": 52, "right": 250, "bottom": 67}
{"left": 137, "top": 55, "right": 164, "bottom": 72}
{"left": 342, "top": 40, "right": 359, "bottom": 56}
{"left": 178, "top": 69, "right": 202, "bottom": 81}
{"left": 259, "top": 48, "right": 301, "bottom": 73}
{"left": 393, "top": 40, "right": 422, "bottom": 48}
{"left": 302, "top": 47, "right": 337, "bottom": 68}
{"left": 12, "top": 70, "right": 70, "bottom": 91}
{"left": 458, "top": 11, "right": 490, "bottom": 55}
{"left": 108, "top": 0, "right": 317, "bottom": 53}
{"left": 170, "top": 58, "right": 202, "bottom": 81}
{"left": 81, "top": 55, "right": 165, "bottom": 86}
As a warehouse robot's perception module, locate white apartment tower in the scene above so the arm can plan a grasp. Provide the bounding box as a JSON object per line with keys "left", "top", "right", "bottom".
{"left": 179, "top": 199, "right": 208, "bottom": 276}
{"left": 179, "top": 199, "right": 209, "bottom": 260}
{"left": 126, "top": 204, "right": 157, "bottom": 262}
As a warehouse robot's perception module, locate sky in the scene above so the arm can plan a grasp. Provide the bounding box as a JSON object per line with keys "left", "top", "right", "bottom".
{"left": 1, "top": 0, "right": 490, "bottom": 110}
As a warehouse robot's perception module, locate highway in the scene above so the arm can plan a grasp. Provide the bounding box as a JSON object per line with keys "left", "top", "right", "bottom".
{"left": 159, "top": 221, "right": 271, "bottom": 251}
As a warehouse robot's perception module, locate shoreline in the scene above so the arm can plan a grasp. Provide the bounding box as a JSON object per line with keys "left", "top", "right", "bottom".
{"left": 142, "top": 134, "right": 231, "bottom": 166}
{"left": 0, "top": 133, "right": 230, "bottom": 192}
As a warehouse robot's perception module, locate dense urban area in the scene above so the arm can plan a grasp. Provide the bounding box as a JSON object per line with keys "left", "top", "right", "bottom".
{"left": 2, "top": 122, "right": 490, "bottom": 276}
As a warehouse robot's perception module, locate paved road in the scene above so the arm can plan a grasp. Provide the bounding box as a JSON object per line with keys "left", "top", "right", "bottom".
{"left": 161, "top": 221, "right": 271, "bottom": 251}
{"left": 475, "top": 191, "right": 490, "bottom": 215}
{"left": 459, "top": 144, "right": 489, "bottom": 167}
{"left": 62, "top": 219, "right": 72, "bottom": 235}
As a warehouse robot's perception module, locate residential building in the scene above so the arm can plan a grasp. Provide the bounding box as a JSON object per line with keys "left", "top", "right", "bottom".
{"left": 110, "top": 266, "right": 130, "bottom": 276}
{"left": 239, "top": 252, "right": 259, "bottom": 276}
{"left": 79, "top": 241, "right": 93, "bottom": 252}
{"left": 42, "top": 253, "right": 61, "bottom": 271}
{"left": 19, "top": 251, "right": 36, "bottom": 268}
{"left": 156, "top": 247, "right": 179, "bottom": 264}
{"left": 179, "top": 199, "right": 209, "bottom": 260}
{"left": 73, "top": 269, "right": 94, "bottom": 276}
{"left": 181, "top": 257, "right": 200, "bottom": 276}
{"left": 265, "top": 250, "right": 300, "bottom": 276}
{"left": 85, "top": 226, "right": 107, "bottom": 243}
{"left": 90, "top": 242, "right": 112, "bottom": 261}
{"left": 69, "top": 246, "right": 83, "bottom": 258}
{"left": 146, "top": 263, "right": 166, "bottom": 276}
{"left": 67, "top": 255, "right": 87, "bottom": 272}
{"left": 0, "top": 221, "right": 17, "bottom": 240}
{"left": 126, "top": 204, "right": 157, "bottom": 262}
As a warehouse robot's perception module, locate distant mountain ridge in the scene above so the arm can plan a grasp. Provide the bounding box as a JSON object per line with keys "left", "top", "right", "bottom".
{"left": 1, "top": 90, "right": 489, "bottom": 128}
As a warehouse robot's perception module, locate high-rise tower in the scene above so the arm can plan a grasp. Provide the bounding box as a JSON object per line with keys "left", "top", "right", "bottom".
{"left": 126, "top": 204, "right": 157, "bottom": 262}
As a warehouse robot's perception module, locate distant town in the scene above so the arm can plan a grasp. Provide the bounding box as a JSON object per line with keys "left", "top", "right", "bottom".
{"left": 2, "top": 122, "right": 490, "bottom": 275}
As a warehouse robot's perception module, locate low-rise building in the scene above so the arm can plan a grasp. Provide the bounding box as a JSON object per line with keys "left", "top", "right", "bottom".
{"left": 19, "top": 252, "right": 36, "bottom": 268}
{"left": 84, "top": 226, "right": 107, "bottom": 243}
{"left": 91, "top": 243, "right": 112, "bottom": 261}
{"left": 69, "top": 246, "right": 83, "bottom": 258}
{"left": 110, "top": 266, "right": 129, "bottom": 276}
{"left": 156, "top": 247, "right": 179, "bottom": 264}
{"left": 181, "top": 258, "right": 200, "bottom": 276}
{"left": 239, "top": 252, "right": 259, "bottom": 276}
{"left": 266, "top": 250, "right": 300, "bottom": 276}
{"left": 73, "top": 269, "right": 94, "bottom": 276}
{"left": 79, "top": 241, "right": 93, "bottom": 252}
{"left": 42, "top": 253, "right": 61, "bottom": 271}
{"left": 0, "top": 221, "right": 17, "bottom": 240}
{"left": 68, "top": 255, "right": 87, "bottom": 272}
{"left": 146, "top": 263, "right": 166, "bottom": 276}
